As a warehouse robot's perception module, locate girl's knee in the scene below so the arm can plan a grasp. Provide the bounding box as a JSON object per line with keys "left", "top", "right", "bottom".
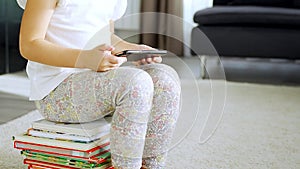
{"left": 128, "top": 69, "right": 154, "bottom": 90}
{"left": 141, "top": 64, "right": 181, "bottom": 90}
{"left": 113, "top": 68, "right": 154, "bottom": 123}
{"left": 114, "top": 67, "right": 154, "bottom": 103}
{"left": 101, "top": 67, "right": 154, "bottom": 91}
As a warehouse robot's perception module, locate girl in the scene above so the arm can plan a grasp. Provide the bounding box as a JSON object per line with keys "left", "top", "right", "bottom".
{"left": 17, "top": 0, "right": 181, "bottom": 168}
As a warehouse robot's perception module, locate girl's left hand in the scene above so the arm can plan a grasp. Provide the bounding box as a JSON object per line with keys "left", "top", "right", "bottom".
{"left": 133, "top": 44, "right": 163, "bottom": 65}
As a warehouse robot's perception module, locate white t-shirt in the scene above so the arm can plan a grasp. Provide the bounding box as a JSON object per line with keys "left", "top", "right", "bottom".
{"left": 17, "top": 0, "right": 127, "bottom": 100}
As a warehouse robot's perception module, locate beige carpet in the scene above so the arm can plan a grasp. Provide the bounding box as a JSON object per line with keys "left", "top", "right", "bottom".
{"left": 0, "top": 80, "right": 299, "bottom": 169}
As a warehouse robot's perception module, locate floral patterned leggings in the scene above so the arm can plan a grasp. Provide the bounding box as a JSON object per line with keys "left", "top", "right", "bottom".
{"left": 36, "top": 64, "right": 181, "bottom": 169}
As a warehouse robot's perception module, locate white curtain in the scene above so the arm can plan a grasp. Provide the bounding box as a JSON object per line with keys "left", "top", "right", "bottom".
{"left": 183, "top": 0, "right": 213, "bottom": 56}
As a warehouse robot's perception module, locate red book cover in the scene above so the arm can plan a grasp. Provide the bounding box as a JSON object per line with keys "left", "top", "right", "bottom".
{"left": 13, "top": 134, "right": 110, "bottom": 152}
{"left": 28, "top": 164, "right": 58, "bottom": 169}
{"left": 24, "top": 159, "right": 112, "bottom": 169}
{"left": 24, "top": 159, "right": 76, "bottom": 169}
{"left": 14, "top": 140, "right": 110, "bottom": 159}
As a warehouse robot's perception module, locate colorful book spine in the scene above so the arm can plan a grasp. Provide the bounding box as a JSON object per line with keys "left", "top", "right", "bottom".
{"left": 14, "top": 117, "right": 113, "bottom": 169}
{"left": 24, "top": 159, "right": 112, "bottom": 169}
{"left": 13, "top": 134, "right": 110, "bottom": 151}
{"left": 14, "top": 140, "right": 110, "bottom": 158}
{"left": 22, "top": 149, "right": 111, "bottom": 166}
{"left": 23, "top": 146, "right": 110, "bottom": 164}
{"left": 22, "top": 150, "right": 111, "bottom": 168}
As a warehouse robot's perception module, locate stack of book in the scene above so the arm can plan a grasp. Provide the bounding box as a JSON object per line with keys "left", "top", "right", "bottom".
{"left": 13, "top": 117, "right": 113, "bottom": 169}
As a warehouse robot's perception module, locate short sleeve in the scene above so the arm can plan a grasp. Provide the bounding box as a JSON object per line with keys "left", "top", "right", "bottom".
{"left": 111, "top": 0, "right": 128, "bottom": 21}
{"left": 16, "top": 0, "right": 26, "bottom": 9}
{"left": 16, "top": 0, "right": 68, "bottom": 10}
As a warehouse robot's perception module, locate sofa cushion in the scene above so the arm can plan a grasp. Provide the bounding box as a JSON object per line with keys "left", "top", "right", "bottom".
{"left": 231, "top": 0, "right": 292, "bottom": 7}
{"left": 194, "top": 6, "right": 300, "bottom": 27}
{"left": 191, "top": 25, "right": 300, "bottom": 59}
{"left": 294, "top": 0, "right": 300, "bottom": 7}
{"left": 214, "top": 0, "right": 293, "bottom": 7}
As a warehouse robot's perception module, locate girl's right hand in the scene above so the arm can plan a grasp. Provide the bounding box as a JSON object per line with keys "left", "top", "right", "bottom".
{"left": 77, "top": 44, "right": 127, "bottom": 72}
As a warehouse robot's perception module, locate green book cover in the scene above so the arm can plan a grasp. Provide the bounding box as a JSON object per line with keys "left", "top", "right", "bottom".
{"left": 22, "top": 150, "right": 111, "bottom": 168}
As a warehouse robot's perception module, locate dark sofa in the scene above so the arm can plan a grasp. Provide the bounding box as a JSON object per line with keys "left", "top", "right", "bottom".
{"left": 191, "top": 0, "right": 300, "bottom": 77}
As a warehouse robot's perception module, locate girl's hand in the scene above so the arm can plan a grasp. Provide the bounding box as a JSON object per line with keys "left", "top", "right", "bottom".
{"left": 111, "top": 34, "right": 162, "bottom": 65}
{"left": 132, "top": 44, "right": 163, "bottom": 65}
{"left": 78, "top": 44, "right": 127, "bottom": 72}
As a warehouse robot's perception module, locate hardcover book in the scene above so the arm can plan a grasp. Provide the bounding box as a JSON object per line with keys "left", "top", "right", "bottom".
{"left": 31, "top": 117, "right": 111, "bottom": 137}
{"left": 13, "top": 134, "right": 110, "bottom": 151}
{"left": 22, "top": 147, "right": 111, "bottom": 164}
{"left": 14, "top": 134, "right": 110, "bottom": 158}
{"left": 22, "top": 150, "right": 111, "bottom": 168}
{"left": 24, "top": 159, "right": 112, "bottom": 169}
{"left": 27, "top": 128, "right": 110, "bottom": 143}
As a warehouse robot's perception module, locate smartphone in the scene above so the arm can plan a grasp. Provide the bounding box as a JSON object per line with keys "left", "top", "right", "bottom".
{"left": 115, "top": 50, "right": 167, "bottom": 61}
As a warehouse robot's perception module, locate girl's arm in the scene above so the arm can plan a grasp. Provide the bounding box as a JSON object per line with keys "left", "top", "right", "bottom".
{"left": 110, "top": 20, "right": 146, "bottom": 53}
{"left": 19, "top": 0, "right": 80, "bottom": 68}
{"left": 20, "top": 0, "right": 125, "bottom": 71}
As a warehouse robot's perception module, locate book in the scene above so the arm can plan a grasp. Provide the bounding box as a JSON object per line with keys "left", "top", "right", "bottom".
{"left": 14, "top": 140, "right": 110, "bottom": 159}
{"left": 24, "top": 159, "right": 75, "bottom": 169}
{"left": 31, "top": 117, "right": 111, "bottom": 137}
{"left": 23, "top": 147, "right": 111, "bottom": 164}
{"left": 27, "top": 128, "right": 110, "bottom": 143}
{"left": 28, "top": 164, "right": 50, "bottom": 169}
{"left": 22, "top": 151, "right": 111, "bottom": 168}
{"left": 13, "top": 133, "right": 110, "bottom": 151}
{"left": 24, "top": 159, "right": 112, "bottom": 169}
